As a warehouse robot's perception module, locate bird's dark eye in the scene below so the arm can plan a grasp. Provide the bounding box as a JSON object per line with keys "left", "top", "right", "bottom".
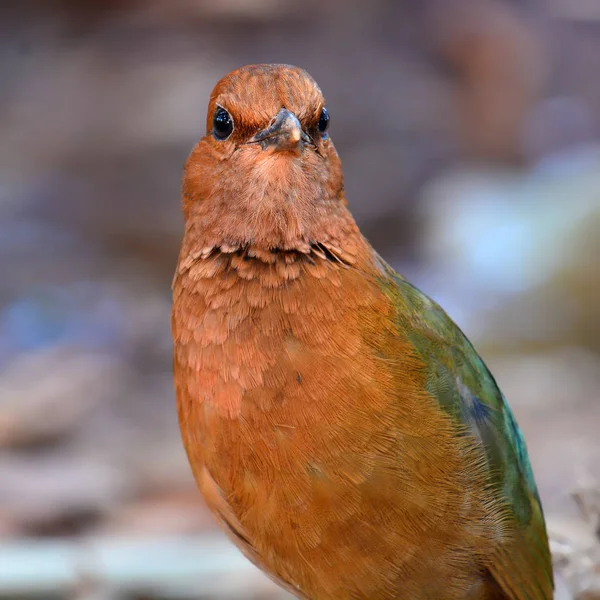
{"left": 213, "top": 107, "right": 234, "bottom": 140}
{"left": 318, "top": 107, "right": 330, "bottom": 136}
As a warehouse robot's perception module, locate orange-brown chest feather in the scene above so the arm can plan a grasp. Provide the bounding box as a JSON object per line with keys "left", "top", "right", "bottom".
{"left": 172, "top": 244, "right": 500, "bottom": 600}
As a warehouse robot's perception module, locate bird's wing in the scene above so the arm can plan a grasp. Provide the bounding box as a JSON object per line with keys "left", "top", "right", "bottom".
{"left": 379, "top": 260, "right": 553, "bottom": 600}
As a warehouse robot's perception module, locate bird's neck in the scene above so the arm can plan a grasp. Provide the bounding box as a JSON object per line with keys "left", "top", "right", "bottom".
{"left": 180, "top": 198, "right": 370, "bottom": 266}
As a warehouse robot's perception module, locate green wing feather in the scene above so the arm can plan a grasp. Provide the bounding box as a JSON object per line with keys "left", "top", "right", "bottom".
{"left": 378, "top": 259, "right": 553, "bottom": 599}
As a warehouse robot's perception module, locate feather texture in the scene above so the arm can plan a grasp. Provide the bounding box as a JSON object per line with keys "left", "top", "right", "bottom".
{"left": 172, "top": 64, "right": 553, "bottom": 599}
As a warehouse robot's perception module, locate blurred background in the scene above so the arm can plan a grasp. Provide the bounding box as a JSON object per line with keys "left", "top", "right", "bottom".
{"left": 1, "top": 0, "right": 599, "bottom": 598}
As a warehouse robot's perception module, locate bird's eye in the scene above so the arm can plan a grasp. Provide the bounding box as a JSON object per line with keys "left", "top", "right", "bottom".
{"left": 317, "top": 107, "right": 330, "bottom": 136}
{"left": 213, "top": 107, "right": 234, "bottom": 140}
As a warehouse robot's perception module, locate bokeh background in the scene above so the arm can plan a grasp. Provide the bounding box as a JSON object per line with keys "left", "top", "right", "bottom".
{"left": 1, "top": 1, "right": 599, "bottom": 598}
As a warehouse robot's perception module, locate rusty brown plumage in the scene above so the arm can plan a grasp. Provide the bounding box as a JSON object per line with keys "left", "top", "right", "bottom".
{"left": 172, "top": 64, "right": 552, "bottom": 599}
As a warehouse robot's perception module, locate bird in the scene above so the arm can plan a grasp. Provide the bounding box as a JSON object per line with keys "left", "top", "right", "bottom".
{"left": 172, "top": 64, "right": 553, "bottom": 600}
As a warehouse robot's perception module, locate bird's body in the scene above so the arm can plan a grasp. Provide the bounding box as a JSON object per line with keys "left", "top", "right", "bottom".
{"left": 172, "top": 64, "right": 553, "bottom": 599}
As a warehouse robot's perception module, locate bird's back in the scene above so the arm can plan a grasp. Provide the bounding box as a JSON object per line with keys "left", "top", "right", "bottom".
{"left": 378, "top": 256, "right": 553, "bottom": 599}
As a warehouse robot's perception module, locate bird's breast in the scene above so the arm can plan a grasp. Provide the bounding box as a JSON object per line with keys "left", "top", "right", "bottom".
{"left": 172, "top": 250, "right": 494, "bottom": 599}
{"left": 173, "top": 249, "right": 387, "bottom": 425}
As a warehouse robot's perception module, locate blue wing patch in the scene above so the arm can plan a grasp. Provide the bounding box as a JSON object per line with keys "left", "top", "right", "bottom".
{"left": 456, "top": 377, "right": 494, "bottom": 430}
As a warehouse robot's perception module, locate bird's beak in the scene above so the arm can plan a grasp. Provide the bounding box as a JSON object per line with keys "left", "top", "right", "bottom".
{"left": 250, "top": 108, "right": 311, "bottom": 153}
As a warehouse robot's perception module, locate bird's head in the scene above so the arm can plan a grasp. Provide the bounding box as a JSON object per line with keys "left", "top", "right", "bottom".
{"left": 182, "top": 64, "right": 350, "bottom": 253}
